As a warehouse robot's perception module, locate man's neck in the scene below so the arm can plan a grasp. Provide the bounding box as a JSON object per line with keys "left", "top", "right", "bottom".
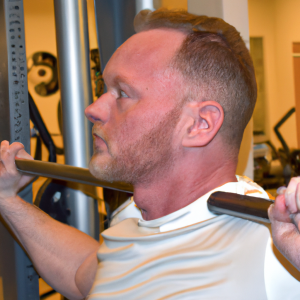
{"left": 133, "top": 155, "right": 237, "bottom": 221}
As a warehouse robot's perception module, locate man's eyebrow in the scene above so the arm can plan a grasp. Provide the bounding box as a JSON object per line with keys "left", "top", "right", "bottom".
{"left": 102, "top": 71, "right": 131, "bottom": 86}
{"left": 103, "top": 72, "right": 141, "bottom": 94}
{"left": 113, "top": 75, "right": 132, "bottom": 86}
{"left": 111, "top": 75, "right": 137, "bottom": 93}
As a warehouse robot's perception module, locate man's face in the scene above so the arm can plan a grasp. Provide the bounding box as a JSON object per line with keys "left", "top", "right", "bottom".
{"left": 85, "top": 29, "right": 186, "bottom": 184}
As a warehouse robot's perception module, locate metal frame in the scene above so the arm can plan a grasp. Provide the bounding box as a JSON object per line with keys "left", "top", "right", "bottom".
{"left": 0, "top": 0, "right": 39, "bottom": 298}
{"left": 94, "top": 0, "right": 136, "bottom": 70}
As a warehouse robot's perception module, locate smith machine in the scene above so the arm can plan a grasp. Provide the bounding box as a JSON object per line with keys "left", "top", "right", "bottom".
{"left": 0, "top": 0, "right": 139, "bottom": 298}
{"left": 0, "top": 0, "right": 271, "bottom": 299}
{"left": 0, "top": 0, "right": 39, "bottom": 298}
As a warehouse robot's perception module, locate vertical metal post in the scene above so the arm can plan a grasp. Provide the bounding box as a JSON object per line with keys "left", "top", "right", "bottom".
{"left": 0, "top": 0, "right": 39, "bottom": 298}
{"left": 94, "top": 0, "right": 136, "bottom": 70}
{"left": 53, "top": 0, "right": 98, "bottom": 238}
{"left": 136, "top": 0, "right": 154, "bottom": 14}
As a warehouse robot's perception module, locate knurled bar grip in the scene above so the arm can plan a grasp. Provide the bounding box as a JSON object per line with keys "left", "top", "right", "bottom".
{"left": 15, "top": 159, "right": 133, "bottom": 193}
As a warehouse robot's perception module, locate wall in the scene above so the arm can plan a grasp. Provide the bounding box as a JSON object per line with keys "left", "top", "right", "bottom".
{"left": 248, "top": 0, "right": 276, "bottom": 146}
{"left": 248, "top": 0, "right": 299, "bottom": 150}
{"left": 159, "top": 0, "right": 187, "bottom": 9}
{"left": 274, "top": 0, "right": 300, "bottom": 150}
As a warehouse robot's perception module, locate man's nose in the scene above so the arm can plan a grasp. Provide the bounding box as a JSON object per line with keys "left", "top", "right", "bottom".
{"left": 85, "top": 93, "right": 112, "bottom": 124}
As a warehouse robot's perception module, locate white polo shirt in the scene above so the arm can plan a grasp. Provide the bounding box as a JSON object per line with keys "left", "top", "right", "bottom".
{"left": 88, "top": 176, "right": 300, "bottom": 299}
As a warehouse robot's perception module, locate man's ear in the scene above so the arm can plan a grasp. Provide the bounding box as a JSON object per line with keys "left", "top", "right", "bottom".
{"left": 182, "top": 100, "right": 224, "bottom": 147}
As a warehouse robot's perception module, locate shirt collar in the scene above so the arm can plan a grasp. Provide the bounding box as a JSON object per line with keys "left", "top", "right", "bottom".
{"left": 138, "top": 181, "right": 243, "bottom": 232}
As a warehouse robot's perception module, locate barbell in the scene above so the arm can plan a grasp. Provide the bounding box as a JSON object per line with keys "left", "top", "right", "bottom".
{"left": 15, "top": 158, "right": 273, "bottom": 222}
{"left": 15, "top": 158, "right": 133, "bottom": 193}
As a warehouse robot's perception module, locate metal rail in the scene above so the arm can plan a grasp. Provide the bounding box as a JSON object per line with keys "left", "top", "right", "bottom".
{"left": 15, "top": 159, "right": 134, "bottom": 193}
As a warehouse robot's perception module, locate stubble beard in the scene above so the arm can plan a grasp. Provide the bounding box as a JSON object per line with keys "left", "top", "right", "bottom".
{"left": 90, "top": 105, "right": 182, "bottom": 185}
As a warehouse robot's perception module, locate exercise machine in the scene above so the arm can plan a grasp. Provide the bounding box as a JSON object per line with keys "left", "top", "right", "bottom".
{"left": 0, "top": 0, "right": 98, "bottom": 298}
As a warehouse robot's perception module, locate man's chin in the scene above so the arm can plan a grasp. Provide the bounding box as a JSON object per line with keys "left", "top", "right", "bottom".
{"left": 89, "top": 155, "right": 109, "bottom": 179}
{"left": 88, "top": 154, "right": 120, "bottom": 183}
{"left": 89, "top": 154, "right": 134, "bottom": 184}
{"left": 88, "top": 160, "right": 98, "bottom": 178}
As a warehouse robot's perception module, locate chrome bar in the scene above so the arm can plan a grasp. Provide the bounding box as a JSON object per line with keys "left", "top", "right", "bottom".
{"left": 16, "top": 159, "right": 133, "bottom": 193}
{"left": 54, "top": 0, "right": 94, "bottom": 166}
{"left": 53, "top": 0, "right": 97, "bottom": 237}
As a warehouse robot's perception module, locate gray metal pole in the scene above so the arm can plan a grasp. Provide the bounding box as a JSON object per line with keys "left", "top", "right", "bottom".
{"left": 53, "top": 0, "right": 98, "bottom": 238}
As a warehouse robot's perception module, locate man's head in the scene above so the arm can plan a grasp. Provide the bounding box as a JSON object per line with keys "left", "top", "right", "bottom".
{"left": 86, "top": 28, "right": 187, "bottom": 184}
{"left": 85, "top": 9, "right": 256, "bottom": 184}
{"left": 134, "top": 8, "right": 257, "bottom": 148}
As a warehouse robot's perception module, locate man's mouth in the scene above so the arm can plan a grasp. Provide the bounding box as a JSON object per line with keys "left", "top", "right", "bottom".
{"left": 93, "top": 133, "right": 109, "bottom": 151}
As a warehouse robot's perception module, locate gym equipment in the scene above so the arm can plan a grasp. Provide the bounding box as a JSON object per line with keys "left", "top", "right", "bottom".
{"left": 27, "top": 52, "right": 59, "bottom": 97}
{"left": 29, "top": 92, "right": 59, "bottom": 162}
{"left": 15, "top": 158, "right": 275, "bottom": 224}
{"left": 207, "top": 192, "right": 273, "bottom": 223}
{"left": 16, "top": 158, "right": 133, "bottom": 193}
{"left": 273, "top": 107, "right": 300, "bottom": 184}
{"left": 16, "top": 158, "right": 133, "bottom": 230}
{"left": 53, "top": 0, "right": 98, "bottom": 239}
{"left": 0, "top": 0, "right": 39, "bottom": 298}
{"left": 94, "top": 0, "right": 136, "bottom": 70}
{"left": 254, "top": 107, "right": 300, "bottom": 190}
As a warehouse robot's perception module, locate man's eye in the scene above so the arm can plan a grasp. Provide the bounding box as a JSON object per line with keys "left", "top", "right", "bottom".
{"left": 120, "top": 90, "right": 129, "bottom": 98}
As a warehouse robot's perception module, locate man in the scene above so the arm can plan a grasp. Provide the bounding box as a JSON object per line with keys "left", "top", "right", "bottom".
{"left": 0, "top": 8, "right": 300, "bottom": 299}
{"left": 269, "top": 178, "right": 300, "bottom": 271}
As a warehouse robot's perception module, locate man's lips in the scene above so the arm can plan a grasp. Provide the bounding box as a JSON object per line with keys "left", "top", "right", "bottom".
{"left": 93, "top": 133, "right": 108, "bottom": 150}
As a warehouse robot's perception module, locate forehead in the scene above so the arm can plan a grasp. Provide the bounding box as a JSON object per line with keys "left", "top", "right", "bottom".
{"left": 103, "top": 29, "right": 186, "bottom": 83}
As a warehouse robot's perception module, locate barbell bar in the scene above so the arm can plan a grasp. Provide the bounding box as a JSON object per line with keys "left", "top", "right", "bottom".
{"left": 15, "top": 159, "right": 274, "bottom": 222}
{"left": 15, "top": 158, "right": 134, "bottom": 193}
